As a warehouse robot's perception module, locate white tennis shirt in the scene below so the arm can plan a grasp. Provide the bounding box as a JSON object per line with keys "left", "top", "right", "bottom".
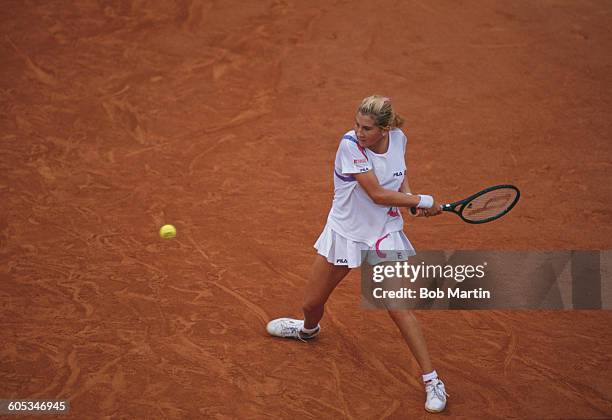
{"left": 326, "top": 128, "right": 408, "bottom": 246}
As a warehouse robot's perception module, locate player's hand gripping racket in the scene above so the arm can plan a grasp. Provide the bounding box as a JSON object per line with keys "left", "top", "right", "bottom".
{"left": 410, "top": 184, "right": 520, "bottom": 224}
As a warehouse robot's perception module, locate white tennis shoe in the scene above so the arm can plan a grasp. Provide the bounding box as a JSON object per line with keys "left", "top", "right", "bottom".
{"left": 266, "top": 318, "right": 320, "bottom": 341}
{"left": 425, "top": 378, "right": 448, "bottom": 413}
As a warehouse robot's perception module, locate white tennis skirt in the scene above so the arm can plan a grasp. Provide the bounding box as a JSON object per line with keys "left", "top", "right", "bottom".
{"left": 314, "top": 223, "right": 416, "bottom": 268}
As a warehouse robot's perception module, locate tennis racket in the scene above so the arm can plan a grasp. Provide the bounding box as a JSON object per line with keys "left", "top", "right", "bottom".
{"left": 410, "top": 184, "right": 520, "bottom": 224}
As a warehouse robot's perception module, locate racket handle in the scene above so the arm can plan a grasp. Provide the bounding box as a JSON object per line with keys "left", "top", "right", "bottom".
{"left": 409, "top": 205, "right": 444, "bottom": 215}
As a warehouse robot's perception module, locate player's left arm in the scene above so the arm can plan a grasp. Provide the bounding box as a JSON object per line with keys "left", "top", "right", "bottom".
{"left": 400, "top": 166, "right": 432, "bottom": 217}
{"left": 399, "top": 136, "right": 439, "bottom": 217}
{"left": 399, "top": 176, "right": 412, "bottom": 194}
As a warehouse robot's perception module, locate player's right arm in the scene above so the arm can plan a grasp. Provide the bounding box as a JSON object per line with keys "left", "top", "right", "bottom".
{"left": 354, "top": 171, "right": 440, "bottom": 212}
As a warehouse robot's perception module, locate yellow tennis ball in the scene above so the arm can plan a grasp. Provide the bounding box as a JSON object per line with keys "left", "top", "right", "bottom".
{"left": 159, "top": 224, "right": 176, "bottom": 239}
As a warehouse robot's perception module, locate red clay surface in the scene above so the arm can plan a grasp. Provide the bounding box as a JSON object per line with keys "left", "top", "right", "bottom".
{"left": 2, "top": 1, "right": 612, "bottom": 418}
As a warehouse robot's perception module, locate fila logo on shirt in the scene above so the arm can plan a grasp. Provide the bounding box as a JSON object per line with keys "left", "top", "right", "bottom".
{"left": 393, "top": 170, "right": 406, "bottom": 177}
{"left": 336, "top": 258, "right": 348, "bottom": 264}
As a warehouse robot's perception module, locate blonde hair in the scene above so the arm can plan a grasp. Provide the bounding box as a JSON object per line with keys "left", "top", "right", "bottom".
{"left": 357, "top": 95, "right": 404, "bottom": 129}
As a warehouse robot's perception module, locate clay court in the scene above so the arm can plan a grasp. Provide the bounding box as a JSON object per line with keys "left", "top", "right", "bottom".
{"left": 2, "top": 1, "right": 612, "bottom": 418}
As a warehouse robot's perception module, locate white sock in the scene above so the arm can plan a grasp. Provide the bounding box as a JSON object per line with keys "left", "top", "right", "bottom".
{"left": 422, "top": 370, "right": 438, "bottom": 383}
{"left": 300, "top": 324, "right": 320, "bottom": 334}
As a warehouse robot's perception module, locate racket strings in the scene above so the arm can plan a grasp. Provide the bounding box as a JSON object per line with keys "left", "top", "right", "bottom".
{"left": 461, "top": 189, "right": 518, "bottom": 222}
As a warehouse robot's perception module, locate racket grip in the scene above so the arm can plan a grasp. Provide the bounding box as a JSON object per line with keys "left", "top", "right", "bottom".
{"left": 410, "top": 205, "right": 444, "bottom": 215}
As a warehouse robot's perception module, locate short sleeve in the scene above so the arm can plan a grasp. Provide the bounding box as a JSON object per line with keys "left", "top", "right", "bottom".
{"left": 396, "top": 128, "right": 407, "bottom": 152}
{"left": 338, "top": 136, "right": 372, "bottom": 174}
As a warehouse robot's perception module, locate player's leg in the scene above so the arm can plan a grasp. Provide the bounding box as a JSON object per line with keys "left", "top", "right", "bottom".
{"left": 372, "top": 231, "right": 448, "bottom": 413}
{"left": 387, "top": 310, "right": 432, "bottom": 372}
{"left": 302, "top": 254, "right": 351, "bottom": 329}
{"left": 267, "top": 255, "right": 350, "bottom": 339}
{"left": 387, "top": 310, "right": 448, "bottom": 413}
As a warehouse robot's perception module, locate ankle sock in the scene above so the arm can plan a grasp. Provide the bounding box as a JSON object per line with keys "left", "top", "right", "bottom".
{"left": 422, "top": 370, "right": 438, "bottom": 383}
{"left": 300, "top": 324, "right": 320, "bottom": 335}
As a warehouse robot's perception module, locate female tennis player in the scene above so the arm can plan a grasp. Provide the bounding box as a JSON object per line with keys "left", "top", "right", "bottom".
{"left": 266, "top": 95, "right": 448, "bottom": 413}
